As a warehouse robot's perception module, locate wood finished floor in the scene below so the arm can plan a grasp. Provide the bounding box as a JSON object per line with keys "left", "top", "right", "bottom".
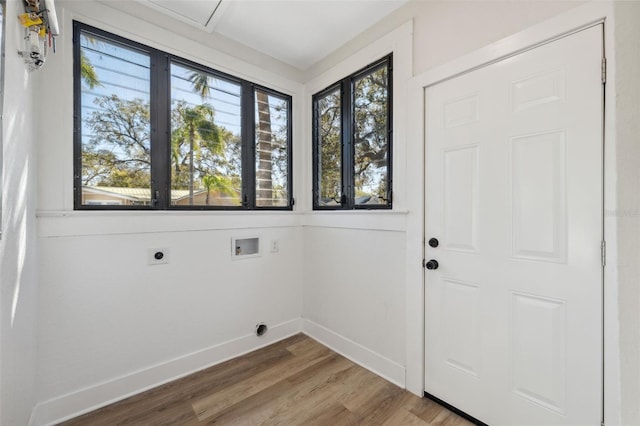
{"left": 60, "top": 334, "right": 473, "bottom": 426}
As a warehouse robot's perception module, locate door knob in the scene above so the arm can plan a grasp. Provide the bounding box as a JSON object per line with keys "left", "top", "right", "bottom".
{"left": 425, "top": 259, "right": 439, "bottom": 270}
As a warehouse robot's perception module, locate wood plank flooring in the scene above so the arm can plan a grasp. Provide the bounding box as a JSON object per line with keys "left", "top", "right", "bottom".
{"left": 59, "top": 334, "right": 473, "bottom": 426}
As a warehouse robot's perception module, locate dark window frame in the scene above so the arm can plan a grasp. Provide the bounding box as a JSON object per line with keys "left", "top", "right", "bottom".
{"left": 312, "top": 54, "right": 393, "bottom": 210}
{"left": 312, "top": 83, "right": 343, "bottom": 209}
{"left": 73, "top": 21, "right": 293, "bottom": 211}
{"left": 253, "top": 86, "right": 294, "bottom": 209}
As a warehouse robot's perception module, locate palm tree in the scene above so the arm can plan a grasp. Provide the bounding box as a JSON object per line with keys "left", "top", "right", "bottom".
{"left": 171, "top": 101, "right": 225, "bottom": 203}
{"left": 188, "top": 73, "right": 276, "bottom": 205}
{"left": 81, "top": 51, "right": 101, "bottom": 89}
{"left": 202, "top": 174, "right": 237, "bottom": 205}
{"left": 188, "top": 71, "right": 211, "bottom": 98}
{"left": 183, "top": 69, "right": 247, "bottom": 205}
{"left": 80, "top": 35, "right": 101, "bottom": 89}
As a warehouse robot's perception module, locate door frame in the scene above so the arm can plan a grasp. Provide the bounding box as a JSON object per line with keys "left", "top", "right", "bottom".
{"left": 404, "top": 2, "right": 619, "bottom": 424}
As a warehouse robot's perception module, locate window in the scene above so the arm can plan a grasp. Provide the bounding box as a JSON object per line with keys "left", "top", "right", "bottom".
{"left": 74, "top": 22, "right": 292, "bottom": 210}
{"left": 312, "top": 55, "right": 392, "bottom": 210}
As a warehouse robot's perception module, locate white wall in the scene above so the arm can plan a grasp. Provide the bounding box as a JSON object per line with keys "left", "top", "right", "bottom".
{"left": 34, "top": 223, "right": 303, "bottom": 422}
{"left": 299, "top": 20, "right": 412, "bottom": 387}
{"left": 613, "top": 2, "right": 640, "bottom": 424}
{"left": 306, "top": 0, "right": 585, "bottom": 80}
{"left": 0, "top": 0, "right": 40, "bottom": 425}
{"left": 302, "top": 227, "right": 406, "bottom": 384}
{"left": 32, "top": 1, "right": 305, "bottom": 424}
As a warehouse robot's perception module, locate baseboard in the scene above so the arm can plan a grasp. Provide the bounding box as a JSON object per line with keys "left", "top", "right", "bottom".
{"left": 301, "top": 319, "right": 406, "bottom": 388}
{"left": 31, "top": 318, "right": 407, "bottom": 425}
{"left": 29, "top": 318, "right": 302, "bottom": 426}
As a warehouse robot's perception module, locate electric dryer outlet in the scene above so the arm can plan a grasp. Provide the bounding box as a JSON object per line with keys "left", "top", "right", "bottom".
{"left": 148, "top": 248, "right": 170, "bottom": 265}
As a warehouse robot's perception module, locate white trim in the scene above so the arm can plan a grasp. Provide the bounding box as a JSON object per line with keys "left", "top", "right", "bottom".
{"left": 405, "top": 2, "right": 619, "bottom": 425}
{"left": 36, "top": 212, "right": 304, "bottom": 238}
{"left": 418, "top": 18, "right": 605, "bottom": 91}
{"left": 36, "top": 211, "right": 411, "bottom": 237}
{"left": 302, "top": 210, "right": 408, "bottom": 232}
{"left": 409, "top": 2, "right": 612, "bottom": 91}
{"left": 302, "top": 319, "right": 406, "bottom": 389}
{"left": 29, "top": 318, "right": 302, "bottom": 426}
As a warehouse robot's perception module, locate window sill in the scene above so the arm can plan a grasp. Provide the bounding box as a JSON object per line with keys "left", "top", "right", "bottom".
{"left": 36, "top": 209, "right": 409, "bottom": 237}
{"left": 302, "top": 209, "right": 408, "bottom": 232}
{"left": 36, "top": 210, "right": 303, "bottom": 238}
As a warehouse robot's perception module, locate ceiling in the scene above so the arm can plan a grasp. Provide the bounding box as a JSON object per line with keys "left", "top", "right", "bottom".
{"left": 138, "top": 0, "right": 408, "bottom": 70}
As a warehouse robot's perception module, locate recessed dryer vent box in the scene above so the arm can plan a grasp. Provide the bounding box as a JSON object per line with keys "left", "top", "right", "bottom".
{"left": 231, "top": 236, "right": 260, "bottom": 260}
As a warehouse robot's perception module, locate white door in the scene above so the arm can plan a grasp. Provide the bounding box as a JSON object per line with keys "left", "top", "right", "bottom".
{"left": 424, "top": 25, "right": 603, "bottom": 425}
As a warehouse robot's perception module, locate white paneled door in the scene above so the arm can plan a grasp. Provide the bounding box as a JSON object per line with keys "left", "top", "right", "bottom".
{"left": 424, "top": 25, "right": 603, "bottom": 425}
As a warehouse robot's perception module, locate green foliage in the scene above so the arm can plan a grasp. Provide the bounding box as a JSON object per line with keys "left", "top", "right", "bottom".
{"left": 171, "top": 102, "right": 224, "bottom": 157}
{"left": 81, "top": 95, "right": 238, "bottom": 205}
{"left": 170, "top": 100, "right": 232, "bottom": 194}
{"left": 80, "top": 46, "right": 247, "bottom": 204}
{"left": 102, "top": 168, "right": 151, "bottom": 188}
{"left": 353, "top": 67, "right": 388, "bottom": 199}
{"left": 80, "top": 36, "right": 101, "bottom": 90}
{"left": 317, "top": 90, "right": 342, "bottom": 202}
{"left": 81, "top": 150, "right": 119, "bottom": 186}
{"left": 188, "top": 71, "right": 211, "bottom": 98}
{"left": 82, "top": 96, "right": 151, "bottom": 186}
{"left": 202, "top": 174, "right": 238, "bottom": 205}
{"left": 80, "top": 51, "right": 101, "bottom": 90}
{"left": 316, "top": 66, "right": 389, "bottom": 204}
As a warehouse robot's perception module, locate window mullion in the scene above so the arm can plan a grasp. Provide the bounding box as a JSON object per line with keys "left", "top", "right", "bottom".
{"left": 286, "top": 96, "right": 294, "bottom": 209}
{"left": 72, "top": 22, "right": 82, "bottom": 209}
{"left": 311, "top": 95, "right": 321, "bottom": 208}
{"left": 387, "top": 55, "right": 394, "bottom": 207}
{"left": 150, "top": 50, "right": 170, "bottom": 209}
{"left": 241, "top": 81, "right": 256, "bottom": 209}
{"left": 341, "top": 77, "right": 353, "bottom": 209}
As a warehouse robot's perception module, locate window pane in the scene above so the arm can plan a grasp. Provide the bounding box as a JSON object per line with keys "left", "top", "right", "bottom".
{"left": 170, "top": 63, "right": 242, "bottom": 206}
{"left": 79, "top": 32, "right": 151, "bottom": 206}
{"left": 316, "top": 88, "right": 342, "bottom": 206}
{"left": 353, "top": 64, "right": 389, "bottom": 206}
{"left": 255, "top": 90, "right": 289, "bottom": 207}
